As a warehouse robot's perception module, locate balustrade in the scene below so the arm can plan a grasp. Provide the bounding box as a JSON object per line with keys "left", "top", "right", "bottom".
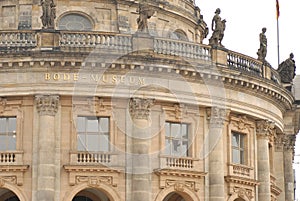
{"left": 0, "top": 31, "right": 37, "bottom": 50}
{"left": 154, "top": 38, "right": 211, "bottom": 61}
{"left": 0, "top": 151, "right": 23, "bottom": 165}
{"left": 227, "top": 50, "right": 263, "bottom": 77}
{"left": 160, "top": 156, "right": 196, "bottom": 169}
{"left": 59, "top": 32, "right": 132, "bottom": 51}
{"left": 70, "top": 151, "right": 115, "bottom": 165}
{"left": 228, "top": 163, "right": 254, "bottom": 178}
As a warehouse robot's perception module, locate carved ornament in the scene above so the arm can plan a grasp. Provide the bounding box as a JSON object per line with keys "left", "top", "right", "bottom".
{"left": 129, "top": 98, "right": 154, "bottom": 120}
{"left": 256, "top": 120, "right": 275, "bottom": 140}
{"left": 35, "top": 95, "right": 59, "bottom": 116}
{"left": 206, "top": 107, "right": 229, "bottom": 127}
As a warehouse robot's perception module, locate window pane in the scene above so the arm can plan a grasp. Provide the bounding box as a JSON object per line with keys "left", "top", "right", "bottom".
{"left": 232, "top": 133, "right": 239, "bottom": 147}
{"left": 87, "top": 135, "right": 100, "bottom": 151}
{"left": 182, "top": 124, "right": 188, "bottom": 139}
{"left": 8, "top": 118, "right": 16, "bottom": 132}
{"left": 172, "top": 139, "right": 180, "bottom": 156}
{"left": 0, "top": 135, "right": 6, "bottom": 151}
{"left": 100, "top": 118, "right": 109, "bottom": 132}
{"left": 0, "top": 118, "right": 6, "bottom": 133}
{"left": 182, "top": 140, "right": 188, "bottom": 157}
{"left": 240, "top": 150, "right": 245, "bottom": 164}
{"left": 87, "top": 118, "right": 98, "bottom": 132}
{"left": 77, "top": 117, "right": 85, "bottom": 132}
{"left": 7, "top": 135, "right": 16, "bottom": 150}
{"left": 240, "top": 135, "right": 244, "bottom": 148}
{"left": 232, "top": 149, "right": 240, "bottom": 163}
{"left": 77, "top": 134, "right": 86, "bottom": 151}
{"left": 165, "top": 122, "right": 170, "bottom": 137}
{"left": 171, "top": 123, "right": 180, "bottom": 138}
{"left": 100, "top": 134, "right": 109, "bottom": 152}
{"left": 165, "top": 139, "right": 171, "bottom": 155}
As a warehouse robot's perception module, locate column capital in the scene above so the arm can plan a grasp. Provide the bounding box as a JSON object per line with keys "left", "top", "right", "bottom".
{"left": 129, "top": 98, "right": 154, "bottom": 120}
{"left": 256, "top": 119, "right": 275, "bottom": 139}
{"left": 206, "top": 107, "right": 230, "bottom": 128}
{"left": 35, "top": 95, "right": 59, "bottom": 116}
{"left": 275, "top": 134, "right": 285, "bottom": 151}
{"left": 284, "top": 135, "right": 296, "bottom": 152}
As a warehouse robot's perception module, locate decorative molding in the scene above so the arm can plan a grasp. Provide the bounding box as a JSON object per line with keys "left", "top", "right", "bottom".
{"left": 284, "top": 134, "right": 296, "bottom": 151}
{"left": 274, "top": 133, "right": 285, "bottom": 151}
{"left": 256, "top": 119, "right": 275, "bottom": 140}
{"left": 231, "top": 115, "right": 252, "bottom": 132}
{"left": 35, "top": 95, "right": 59, "bottom": 116}
{"left": 129, "top": 98, "right": 154, "bottom": 120}
{"left": 0, "top": 98, "right": 7, "bottom": 114}
{"left": 233, "top": 186, "right": 254, "bottom": 200}
{"left": 206, "top": 107, "right": 230, "bottom": 127}
{"left": 0, "top": 176, "right": 17, "bottom": 187}
{"left": 225, "top": 175, "right": 259, "bottom": 187}
{"left": 76, "top": 176, "right": 117, "bottom": 187}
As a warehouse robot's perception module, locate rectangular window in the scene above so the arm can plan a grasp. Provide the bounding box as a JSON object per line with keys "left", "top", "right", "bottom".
{"left": 0, "top": 117, "right": 17, "bottom": 151}
{"left": 165, "top": 122, "right": 189, "bottom": 157}
{"left": 77, "top": 116, "right": 110, "bottom": 152}
{"left": 232, "top": 132, "right": 245, "bottom": 164}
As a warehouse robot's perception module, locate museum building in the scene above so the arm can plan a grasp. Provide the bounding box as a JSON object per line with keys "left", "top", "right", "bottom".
{"left": 0, "top": 0, "right": 299, "bottom": 201}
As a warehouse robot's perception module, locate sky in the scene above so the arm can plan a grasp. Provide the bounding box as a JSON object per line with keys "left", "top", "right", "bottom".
{"left": 195, "top": 0, "right": 300, "bottom": 199}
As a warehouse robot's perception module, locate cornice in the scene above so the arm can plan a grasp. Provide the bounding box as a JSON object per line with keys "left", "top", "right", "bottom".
{"left": 154, "top": 168, "right": 206, "bottom": 179}
{"left": 225, "top": 175, "right": 259, "bottom": 187}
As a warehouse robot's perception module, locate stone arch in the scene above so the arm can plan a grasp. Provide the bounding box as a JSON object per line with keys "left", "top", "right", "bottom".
{"left": 63, "top": 182, "right": 120, "bottom": 201}
{"left": 170, "top": 29, "right": 188, "bottom": 41}
{"left": 154, "top": 185, "right": 200, "bottom": 201}
{"left": 57, "top": 11, "right": 94, "bottom": 31}
{"left": 0, "top": 183, "right": 28, "bottom": 201}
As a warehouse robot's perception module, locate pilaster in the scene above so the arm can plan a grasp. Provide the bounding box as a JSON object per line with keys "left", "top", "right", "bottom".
{"left": 274, "top": 134, "right": 286, "bottom": 201}
{"left": 35, "top": 95, "right": 59, "bottom": 201}
{"left": 256, "top": 120, "right": 274, "bottom": 201}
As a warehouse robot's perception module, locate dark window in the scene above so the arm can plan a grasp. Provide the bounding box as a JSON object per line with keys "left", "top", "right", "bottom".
{"left": 58, "top": 14, "right": 93, "bottom": 31}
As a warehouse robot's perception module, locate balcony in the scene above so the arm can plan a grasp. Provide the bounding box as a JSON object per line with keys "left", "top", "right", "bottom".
{"left": 0, "top": 151, "right": 24, "bottom": 166}
{"left": 69, "top": 151, "right": 118, "bottom": 167}
{"left": 159, "top": 155, "right": 201, "bottom": 171}
{"left": 228, "top": 163, "right": 254, "bottom": 178}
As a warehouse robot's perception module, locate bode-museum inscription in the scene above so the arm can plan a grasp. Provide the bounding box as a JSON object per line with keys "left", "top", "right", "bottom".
{"left": 44, "top": 73, "right": 146, "bottom": 86}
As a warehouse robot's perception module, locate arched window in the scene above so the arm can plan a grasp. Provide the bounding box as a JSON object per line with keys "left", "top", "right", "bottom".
{"left": 170, "top": 29, "right": 188, "bottom": 41}
{"left": 58, "top": 13, "right": 93, "bottom": 31}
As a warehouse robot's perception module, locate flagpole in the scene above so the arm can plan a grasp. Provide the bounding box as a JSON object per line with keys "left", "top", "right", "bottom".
{"left": 276, "top": 0, "right": 280, "bottom": 66}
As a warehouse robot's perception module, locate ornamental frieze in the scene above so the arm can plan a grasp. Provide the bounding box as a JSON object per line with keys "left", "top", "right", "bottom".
{"left": 35, "top": 95, "right": 59, "bottom": 116}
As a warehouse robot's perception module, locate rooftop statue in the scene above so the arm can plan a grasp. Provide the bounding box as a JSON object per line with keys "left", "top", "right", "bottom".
{"left": 277, "top": 53, "right": 296, "bottom": 83}
{"left": 136, "top": 4, "right": 155, "bottom": 34}
{"left": 257, "top": 27, "right": 267, "bottom": 62}
{"left": 209, "top": 8, "right": 226, "bottom": 47}
{"left": 41, "top": 0, "right": 56, "bottom": 29}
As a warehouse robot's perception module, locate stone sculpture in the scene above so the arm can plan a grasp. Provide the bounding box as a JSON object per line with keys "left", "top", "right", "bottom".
{"left": 136, "top": 4, "right": 155, "bottom": 34}
{"left": 209, "top": 8, "right": 226, "bottom": 47}
{"left": 41, "top": 0, "right": 56, "bottom": 29}
{"left": 277, "top": 53, "right": 296, "bottom": 83}
{"left": 257, "top": 27, "right": 267, "bottom": 61}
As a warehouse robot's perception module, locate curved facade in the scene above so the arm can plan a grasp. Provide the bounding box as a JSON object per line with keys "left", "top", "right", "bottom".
{"left": 0, "top": 1, "right": 299, "bottom": 201}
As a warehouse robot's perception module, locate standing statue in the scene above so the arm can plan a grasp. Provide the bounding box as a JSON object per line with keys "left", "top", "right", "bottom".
{"left": 136, "top": 4, "right": 155, "bottom": 34}
{"left": 209, "top": 8, "right": 226, "bottom": 47}
{"left": 257, "top": 27, "right": 267, "bottom": 61}
{"left": 277, "top": 53, "right": 296, "bottom": 83}
{"left": 41, "top": 0, "right": 56, "bottom": 29}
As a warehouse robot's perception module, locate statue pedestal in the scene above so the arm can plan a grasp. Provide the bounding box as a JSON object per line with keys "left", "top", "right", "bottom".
{"left": 38, "top": 29, "right": 60, "bottom": 51}
{"left": 132, "top": 33, "right": 154, "bottom": 52}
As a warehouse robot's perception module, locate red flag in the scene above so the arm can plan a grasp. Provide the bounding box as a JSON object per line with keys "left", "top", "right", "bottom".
{"left": 276, "top": 0, "right": 280, "bottom": 19}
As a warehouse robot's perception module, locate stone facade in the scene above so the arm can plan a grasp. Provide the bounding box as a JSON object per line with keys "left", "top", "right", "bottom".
{"left": 0, "top": 1, "right": 299, "bottom": 201}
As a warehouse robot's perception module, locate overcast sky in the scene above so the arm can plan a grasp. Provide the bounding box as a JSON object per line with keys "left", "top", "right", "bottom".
{"left": 195, "top": 0, "right": 300, "bottom": 199}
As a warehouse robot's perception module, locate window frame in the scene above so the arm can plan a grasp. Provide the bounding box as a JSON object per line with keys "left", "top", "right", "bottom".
{"left": 164, "top": 121, "right": 191, "bottom": 157}
{"left": 76, "top": 116, "right": 110, "bottom": 152}
{"left": 57, "top": 12, "right": 94, "bottom": 31}
{"left": 231, "top": 131, "right": 247, "bottom": 165}
{"left": 0, "top": 116, "right": 17, "bottom": 151}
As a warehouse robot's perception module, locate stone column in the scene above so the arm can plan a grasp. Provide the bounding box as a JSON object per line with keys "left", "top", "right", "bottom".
{"left": 274, "top": 134, "right": 286, "bottom": 201}
{"left": 284, "top": 135, "right": 296, "bottom": 201}
{"left": 206, "top": 107, "right": 228, "bottom": 201}
{"left": 35, "top": 95, "right": 59, "bottom": 201}
{"left": 256, "top": 120, "right": 274, "bottom": 201}
{"left": 129, "top": 98, "right": 154, "bottom": 201}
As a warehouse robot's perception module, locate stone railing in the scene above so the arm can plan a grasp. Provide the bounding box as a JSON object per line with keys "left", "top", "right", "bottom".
{"left": 0, "top": 31, "right": 37, "bottom": 51}
{"left": 154, "top": 38, "right": 211, "bottom": 60}
{"left": 227, "top": 50, "right": 263, "bottom": 77}
{"left": 59, "top": 31, "right": 132, "bottom": 51}
{"left": 160, "top": 155, "right": 199, "bottom": 170}
{"left": 228, "top": 163, "right": 254, "bottom": 178}
{"left": 0, "top": 151, "right": 24, "bottom": 165}
{"left": 70, "top": 151, "right": 117, "bottom": 166}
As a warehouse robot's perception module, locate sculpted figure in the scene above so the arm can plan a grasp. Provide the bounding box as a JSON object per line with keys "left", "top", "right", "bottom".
{"left": 41, "top": 0, "right": 56, "bottom": 29}
{"left": 136, "top": 4, "right": 155, "bottom": 33}
{"left": 257, "top": 27, "right": 267, "bottom": 61}
{"left": 277, "top": 53, "right": 296, "bottom": 83}
{"left": 209, "top": 8, "right": 226, "bottom": 47}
